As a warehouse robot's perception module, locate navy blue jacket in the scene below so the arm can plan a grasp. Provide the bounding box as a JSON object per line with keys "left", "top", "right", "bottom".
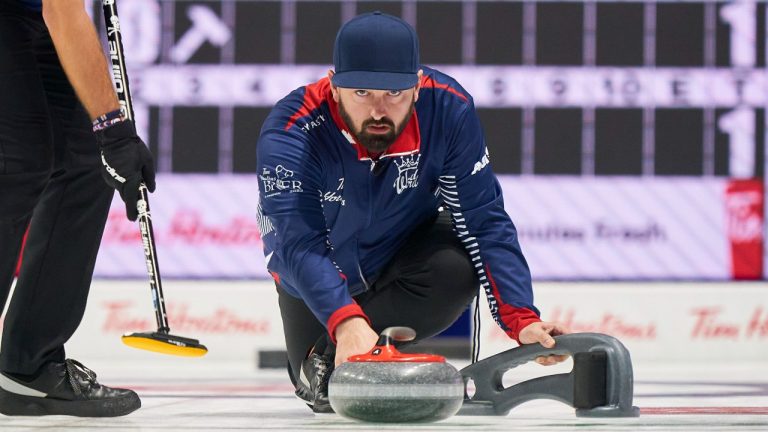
{"left": 257, "top": 66, "right": 540, "bottom": 342}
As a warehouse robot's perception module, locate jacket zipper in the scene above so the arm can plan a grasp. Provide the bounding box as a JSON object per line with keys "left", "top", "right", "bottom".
{"left": 355, "top": 160, "right": 377, "bottom": 292}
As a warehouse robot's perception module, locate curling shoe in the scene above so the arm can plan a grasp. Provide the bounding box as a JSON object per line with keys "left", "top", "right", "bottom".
{"left": 297, "top": 352, "right": 334, "bottom": 413}
{"left": 0, "top": 359, "right": 140, "bottom": 417}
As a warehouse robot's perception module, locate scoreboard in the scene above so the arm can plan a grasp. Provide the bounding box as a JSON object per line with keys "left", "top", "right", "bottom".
{"left": 90, "top": 0, "right": 768, "bottom": 280}
{"left": 95, "top": 0, "right": 767, "bottom": 177}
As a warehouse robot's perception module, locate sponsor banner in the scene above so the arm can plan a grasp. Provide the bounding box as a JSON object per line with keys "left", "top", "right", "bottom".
{"left": 94, "top": 175, "right": 760, "bottom": 280}
{"left": 477, "top": 282, "right": 768, "bottom": 362}
{"left": 725, "top": 179, "right": 765, "bottom": 279}
{"left": 499, "top": 176, "right": 762, "bottom": 279}
{"left": 55, "top": 280, "right": 284, "bottom": 363}
{"left": 2, "top": 281, "right": 761, "bottom": 364}
{"left": 95, "top": 174, "right": 265, "bottom": 278}
{"left": 132, "top": 65, "right": 767, "bottom": 108}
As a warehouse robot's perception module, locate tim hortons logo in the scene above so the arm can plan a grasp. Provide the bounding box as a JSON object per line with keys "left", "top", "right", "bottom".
{"left": 101, "top": 301, "right": 271, "bottom": 334}
{"left": 487, "top": 307, "right": 657, "bottom": 341}
{"left": 393, "top": 154, "right": 420, "bottom": 194}
{"left": 103, "top": 210, "right": 262, "bottom": 245}
{"left": 690, "top": 306, "right": 768, "bottom": 340}
{"left": 322, "top": 177, "right": 345, "bottom": 206}
{"left": 726, "top": 191, "right": 763, "bottom": 243}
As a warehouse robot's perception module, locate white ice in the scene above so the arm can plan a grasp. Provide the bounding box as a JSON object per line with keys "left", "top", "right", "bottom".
{"left": 0, "top": 357, "right": 765, "bottom": 431}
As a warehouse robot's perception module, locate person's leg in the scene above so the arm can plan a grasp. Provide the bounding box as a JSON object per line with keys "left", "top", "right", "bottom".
{"left": 357, "top": 210, "right": 479, "bottom": 343}
{"left": 1, "top": 168, "right": 113, "bottom": 373}
{"left": 0, "top": 13, "right": 114, "bottom": 375}
{"left": 279, "top": 210, "right": 479, "bottom": 413}
{"left": 0, "top": 2, "right": 55, "bottom": 352}
{"left": 0, "top": 7, "right": 138, "bottom": 417}
{"left": 276, "top": 284, "right": 336, "bottom": 413}
{"left": 276, "top": 284, "right": 328, "bottom": 389}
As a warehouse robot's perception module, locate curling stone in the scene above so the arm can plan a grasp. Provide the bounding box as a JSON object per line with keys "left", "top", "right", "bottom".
{"left": 328, "top": 327, "right": 464, "bottom": 423}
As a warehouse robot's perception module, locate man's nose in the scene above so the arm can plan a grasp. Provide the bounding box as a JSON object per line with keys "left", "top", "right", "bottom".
{"left": 370, "top": 96, "right": 387, "bottom": 120}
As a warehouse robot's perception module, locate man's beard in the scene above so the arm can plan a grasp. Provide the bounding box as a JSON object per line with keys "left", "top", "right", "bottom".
{"left": 338, "top": 97, "right": 415, "bottom": 154}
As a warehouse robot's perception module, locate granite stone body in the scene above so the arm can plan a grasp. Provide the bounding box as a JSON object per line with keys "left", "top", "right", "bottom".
{"left": 329, "top": 361, "right": 464, "bottom": 423}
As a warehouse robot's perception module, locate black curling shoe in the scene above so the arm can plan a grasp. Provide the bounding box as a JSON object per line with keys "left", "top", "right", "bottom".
{"left": 0, "top": 359, "right": 140, "bottom": 417}
{"left": 297, "top": 352, "right": 334, "bottom": 413}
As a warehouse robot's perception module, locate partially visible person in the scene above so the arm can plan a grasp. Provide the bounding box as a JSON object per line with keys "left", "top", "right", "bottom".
{"left": 0, "top": 0, "right": 154, "bottom": 417}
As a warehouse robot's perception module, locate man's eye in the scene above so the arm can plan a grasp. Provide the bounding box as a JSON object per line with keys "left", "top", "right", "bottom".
{"left": 388, "top": 90, "right": 402, "bottom": 96}
{"left": 355, "top": 90, "right": 369, "bottom": 96}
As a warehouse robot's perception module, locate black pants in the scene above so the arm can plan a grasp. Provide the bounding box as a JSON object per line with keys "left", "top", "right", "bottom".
{"left": 0, "top": 3, "right": 113, "bottom": 375}
{"left": 278, "top": 211, "right": 479, "bottom": 385}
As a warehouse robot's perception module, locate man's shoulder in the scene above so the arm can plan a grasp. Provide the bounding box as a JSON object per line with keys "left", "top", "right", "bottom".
{"left": 258, "top": 78, "right": 334, "bottom": 162}
{"left": 265, "top": 77, "right": 333, "bottom": 133}
{"left": 419, "top": 66, "right": 472, "bottom": 105}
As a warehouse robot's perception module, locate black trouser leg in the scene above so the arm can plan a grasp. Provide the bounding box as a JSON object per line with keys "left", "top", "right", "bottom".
{"left": 0, "top": 6, "right": 114, "bottom": 375}
{"left": 277, "top": 287, "right": 329, "bottom": 387}
{"left": 0, "top": 5, "right": 53, "bottom": 314}
{"left": 1, "top": 165, "right": 112, "bottom": 374}
{"left": 356, "top": 211, "right": 479, "bottom": 340}
{"left": 278, "top": 211, "right": 479, "bottom": 386}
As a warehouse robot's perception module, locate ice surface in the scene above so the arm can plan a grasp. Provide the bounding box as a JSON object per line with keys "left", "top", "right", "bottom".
{"left": 0, "top": 358, "right": 765, "bottom": 431}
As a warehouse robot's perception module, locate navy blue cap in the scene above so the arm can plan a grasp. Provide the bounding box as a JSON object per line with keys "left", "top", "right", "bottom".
{"left": 332, "top": 12, "right": 420, "bottom": 91}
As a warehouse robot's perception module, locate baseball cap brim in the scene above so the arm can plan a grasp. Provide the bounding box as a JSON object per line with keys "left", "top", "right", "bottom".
{"left": 331, "top": 70, "right": 419, "bottom": 91}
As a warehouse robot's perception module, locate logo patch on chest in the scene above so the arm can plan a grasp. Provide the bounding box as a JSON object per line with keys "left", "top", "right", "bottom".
{"left": 393, "top": 155, "right": 420, "bottom": 194}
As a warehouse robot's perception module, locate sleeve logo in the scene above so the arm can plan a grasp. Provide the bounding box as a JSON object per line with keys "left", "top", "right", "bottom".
{"left": 260, "top": 165, "right": 303, "bottom": 197}
{"left": 471, "top": 147, "right": 490, "bottom": 175}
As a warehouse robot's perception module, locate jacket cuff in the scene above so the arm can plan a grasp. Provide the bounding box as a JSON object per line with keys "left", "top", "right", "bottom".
{"left": 500, "top": 306, "right": 542, "bottom": 344}
{"left": 327, "top": 303, "right": 371, "bottom": 344}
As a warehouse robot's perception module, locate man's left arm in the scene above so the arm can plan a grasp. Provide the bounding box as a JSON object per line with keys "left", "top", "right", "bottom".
{"left": 440, "top": 102, "right": 569, "bottom": 361}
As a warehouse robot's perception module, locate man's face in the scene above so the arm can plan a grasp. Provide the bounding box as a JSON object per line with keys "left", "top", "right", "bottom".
{"left": 330, "top": 71, "right": 422, "bottom": 154}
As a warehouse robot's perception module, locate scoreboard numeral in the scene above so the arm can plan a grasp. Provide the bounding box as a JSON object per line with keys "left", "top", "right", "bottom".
{"left": 718, "top": 107, "right": 756, "bottom": 178}
{"left": 603, "top": 77, "right": 642, "bottom": 101}
{"left": 720, "top": 0, "right": 757, "bottom": 68}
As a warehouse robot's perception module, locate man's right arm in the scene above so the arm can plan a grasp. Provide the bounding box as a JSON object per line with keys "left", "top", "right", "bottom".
{"left": 42, "top": 0, "right": 119, "bottom": 120}
{"left": 333, "top": 317, "right": 378, "bottom": 366}
{"left": 257, "top": 128, "right": 371, "bottom": 350}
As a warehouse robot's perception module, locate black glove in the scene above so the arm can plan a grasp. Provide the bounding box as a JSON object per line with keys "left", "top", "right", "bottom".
{"left": 96, "top": 119, "right": 156, "bottom": 221}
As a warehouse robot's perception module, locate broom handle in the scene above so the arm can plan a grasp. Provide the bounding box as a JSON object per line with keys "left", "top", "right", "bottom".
{"left": 102, "top": 0, "right": 170, "bottom": 333}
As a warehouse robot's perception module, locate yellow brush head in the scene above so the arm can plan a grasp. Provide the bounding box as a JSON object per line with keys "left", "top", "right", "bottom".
{"left": 122, "top": 332, "right": 208, "bottom": 357}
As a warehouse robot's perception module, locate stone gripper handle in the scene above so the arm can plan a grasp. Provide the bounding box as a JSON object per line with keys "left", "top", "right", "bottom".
{"left": 458, "top": 332, "right": 640, "bottom": 417}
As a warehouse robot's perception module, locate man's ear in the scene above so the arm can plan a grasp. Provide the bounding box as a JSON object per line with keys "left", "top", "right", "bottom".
{"left": 328, "top": 70, "right": 340, "bottom": 102}
{"left": 413, "top": 69, "right": 424, "bottom": 103}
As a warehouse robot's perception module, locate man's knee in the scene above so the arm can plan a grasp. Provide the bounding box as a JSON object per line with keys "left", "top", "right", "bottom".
{"left": 427, "top": 247, "right": 478, "bottom": 297}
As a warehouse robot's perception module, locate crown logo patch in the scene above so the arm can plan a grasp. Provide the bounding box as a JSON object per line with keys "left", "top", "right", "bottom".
{"left": 393, "top": 154, "right": 420, "bottom": 194}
